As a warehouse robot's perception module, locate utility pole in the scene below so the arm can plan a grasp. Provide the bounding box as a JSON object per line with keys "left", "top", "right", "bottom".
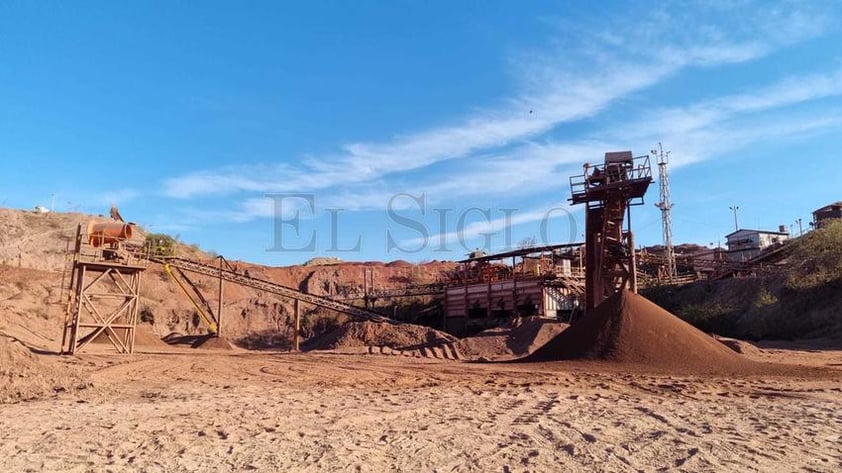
{"left": 652, "top": 142, "right": 676, "bottom": 280}
{"left": 796, "top": 218, "right": 803, "bottom": 236}
{"left": 729, "top": 205, "right": 740, "bottom": 231}
{"left": 217, "top": 256, "right": 224, "bottom": 337}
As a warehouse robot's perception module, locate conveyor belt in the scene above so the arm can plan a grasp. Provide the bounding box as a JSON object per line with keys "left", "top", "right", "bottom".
{"left": 153, "top": 257, "right": 393, "bottom": 323}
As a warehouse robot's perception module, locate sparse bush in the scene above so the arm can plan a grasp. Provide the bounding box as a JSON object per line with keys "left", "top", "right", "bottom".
{"left": 753, "top": 287, "right": 778, "bottom": 309}
{"left": 786, "top": 220, "right": 842, "bottom": 290}
{"left": 518, "top": 236, "right": 537, "bottom": 249}
{"left": 146, "top": 233, "right": 178, "bottom": 256}
{"left": 644, "top": 226, "right": 842, "bottom": 340}
{"left": 140, "top": 307, "right": 155, "bottom": 324}
{"left": 676, "top": 302, "right": 736, "bottom": 334}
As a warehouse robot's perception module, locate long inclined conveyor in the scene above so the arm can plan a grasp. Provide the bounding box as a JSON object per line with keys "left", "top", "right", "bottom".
{"left": 152, "top": 256, "right": 394, "bottom": 323}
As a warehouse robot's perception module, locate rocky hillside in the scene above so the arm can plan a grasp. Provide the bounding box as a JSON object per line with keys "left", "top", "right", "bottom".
{"left": 0, "top": 207, "right": 206, "bottom": 271}
{"left": 0, "top": 207, "right": 455, "bottom": 351}
{"left": 0, "top": 209, "right": 92, "bottom": 271}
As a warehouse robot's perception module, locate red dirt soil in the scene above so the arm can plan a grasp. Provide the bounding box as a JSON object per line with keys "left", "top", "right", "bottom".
{"left": 0, "top": 335, "right": 88, "bottom": 403}
{"left": 306, "top": 321, "right": 456, "bottom": 351}
{"left": 193, "top": 335, "right": 236, "bottom": 350}
{"left": 713, "top": 335, "right": 763, "bottom": 356}
{"left": 521, "top": 290, "right": 754, "bottom": 373}
{"left": 455, "top": 318, "right": 569, "bottom": 360}
{"left": 86, "top": 325, "right": 168, "bottom": 349}
{"left": 162, "top": 334, "right": 236, "bottom": 350}
{"left": 133, "top": 325, "right": 170, "bottom": 348}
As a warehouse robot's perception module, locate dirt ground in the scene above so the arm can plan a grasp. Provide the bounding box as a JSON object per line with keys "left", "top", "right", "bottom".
{"left": 1, "top": 346, "right": 841, "bottom": 472}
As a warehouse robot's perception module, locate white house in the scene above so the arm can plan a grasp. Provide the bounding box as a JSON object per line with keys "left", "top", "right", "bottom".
{"left": 725, "top": 228, "right": 789, "bottom": 261}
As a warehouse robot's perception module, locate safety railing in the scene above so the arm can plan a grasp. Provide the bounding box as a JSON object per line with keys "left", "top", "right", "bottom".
{"left": 570, "top": 155, "right": 653, "bottom": 203}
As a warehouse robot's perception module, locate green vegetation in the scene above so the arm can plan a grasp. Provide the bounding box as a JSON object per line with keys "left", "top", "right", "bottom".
{"left": 752, "top": 287, "right": 778, "bottom": 309}
{"left": 644, "top": 221, "right": 842, "bottom": 340}
{"left": 785, "top": 219, "right": 842, "bottom": 291}
{"left": 145, "top": 233, "right": 178, "bottom": 256}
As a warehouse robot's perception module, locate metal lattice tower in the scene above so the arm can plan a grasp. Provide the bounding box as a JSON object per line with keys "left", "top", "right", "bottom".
{"left": 652, "top": 142, "right": 677, "bottom": 280}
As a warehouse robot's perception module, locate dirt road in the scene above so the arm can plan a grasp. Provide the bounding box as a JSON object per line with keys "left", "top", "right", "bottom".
{"left": 2, "top": 351, "right": 841, "bottom": 472}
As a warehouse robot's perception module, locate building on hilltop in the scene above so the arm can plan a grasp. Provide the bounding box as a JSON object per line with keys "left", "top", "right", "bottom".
{"left": 725, "top": 227, "right": 789, "bottom": 262}
{"left": 813, "top": 201, "right": 842, "bottom": 229}
{"left": 443, "top": 243, "right": 585, "bottom": 335}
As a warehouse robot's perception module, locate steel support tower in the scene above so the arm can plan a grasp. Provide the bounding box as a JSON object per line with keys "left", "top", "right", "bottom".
{"left": 652, "top": 142, "right": 677, "bottom": 280}
{"left": 569, "top": 152, "right": 653, "bottom": 312}
{"left": 61, "top": 223, "right": 147, "bottom": 354}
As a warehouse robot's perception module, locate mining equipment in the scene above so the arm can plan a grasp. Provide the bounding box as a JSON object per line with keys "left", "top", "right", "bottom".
{"left": 61, "top": 220, "right": 147, "bottom": 354}
{"left": 569, "top": 151, "right": 653, "bottom": 312}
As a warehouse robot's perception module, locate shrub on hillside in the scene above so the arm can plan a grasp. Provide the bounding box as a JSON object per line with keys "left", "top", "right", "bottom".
{"left": 675, "top": 302, "right": 737, "bottom": 334}
{"left": 786, "top": 220, "right": 842, "bottom": 291}
{"left": 145, "top": 233, "right": 178, "bottom": 256}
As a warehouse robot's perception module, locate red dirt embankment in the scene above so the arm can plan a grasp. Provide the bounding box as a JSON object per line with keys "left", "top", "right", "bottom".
{"left": 455, "top": 318, "right": 569, "bottom": 360}
{"left": 305, "top": 321, "right": 456, "bottom": 351}
{"left": 0, "top": 335, "right": 88, "bottom": 403}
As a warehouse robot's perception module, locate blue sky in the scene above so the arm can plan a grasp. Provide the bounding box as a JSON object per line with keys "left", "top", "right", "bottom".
{"left": 2, "top": 1, "right": 842, "bottom": 265}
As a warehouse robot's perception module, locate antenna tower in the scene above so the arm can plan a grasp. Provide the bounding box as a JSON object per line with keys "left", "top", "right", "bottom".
{"left": 652, "top": 142, "right": 676, "bottom": 280}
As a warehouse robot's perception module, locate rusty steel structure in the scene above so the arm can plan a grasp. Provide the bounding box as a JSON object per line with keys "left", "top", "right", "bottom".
{"left": 570, "top": 151, "right": 653, "bottom": 312}
{"left": 442, "top": 243, "right": 585, "bottom": 335}
{"left": 61, "top": 222, "right": 147, "bottom": 354}
{"left": 153, "top": 256, "right": 392, "bottom": 323}
{"left": 150, "top": 256, "right": 395, "bottom": 351}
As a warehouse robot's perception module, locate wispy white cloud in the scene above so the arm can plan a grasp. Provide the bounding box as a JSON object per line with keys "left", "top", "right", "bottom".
{"left": 176, "top": 66, "right": 842, "bottom": 226}
{"left": 603, "top": 66, "right": 842, "bottom": 168}
{"left": 399, "top": 204, "right": 580, "bottom": 253}
{"left": 159, "top": 1, "right": 839, "bottom": 227}
{"left": 162, "top": 60, "right": 651, "bottom": 200}
{"left": 618, "top": 67, "right": 842, "bottom": 141}
{"left": 659, "top": 112, "right": 842, "bottom": 169}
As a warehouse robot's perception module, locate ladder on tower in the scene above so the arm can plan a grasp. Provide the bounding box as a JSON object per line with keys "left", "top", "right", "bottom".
{"left": 600, "top": 197, "right": 634, "bottom": 290}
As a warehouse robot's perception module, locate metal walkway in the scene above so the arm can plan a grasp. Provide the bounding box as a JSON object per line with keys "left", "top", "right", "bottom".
{"left": 330, "top": 283, "right": 447, "bottom": 301}
{"left": 152, "top": 257, "right": 393, "bottom": 323}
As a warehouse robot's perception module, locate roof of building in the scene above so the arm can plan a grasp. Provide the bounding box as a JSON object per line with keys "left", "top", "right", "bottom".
{"left": 725, "top": 228, "right": 789, "bottom": 238}
{"left": 813, "top": 201, "right": 842, "bottom": 213}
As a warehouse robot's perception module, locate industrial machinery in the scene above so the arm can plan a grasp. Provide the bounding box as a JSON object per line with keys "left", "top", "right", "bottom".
{"left": 61, "top": 220, "right": 147, "bottom": 354}
{"left": 60, "top": 221, "right": 393, "bottom": 354}
{"left": 150, "top": 255, "right": 395, "bottom": 351}
{"left": 569, "top": 151, "right": 653, "bottom": 312}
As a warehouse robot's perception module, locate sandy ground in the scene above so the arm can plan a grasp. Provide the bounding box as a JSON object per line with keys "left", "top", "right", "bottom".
{"left": 1, "top": 348, "right": 841, "bottom": 472}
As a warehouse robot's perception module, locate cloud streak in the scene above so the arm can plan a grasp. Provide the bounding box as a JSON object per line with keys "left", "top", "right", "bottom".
{"left": 398, "top": 204, "right": 580, "bottom": 254}
{"left": 158, "top": 1, "right": 841, "bottom": 229}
